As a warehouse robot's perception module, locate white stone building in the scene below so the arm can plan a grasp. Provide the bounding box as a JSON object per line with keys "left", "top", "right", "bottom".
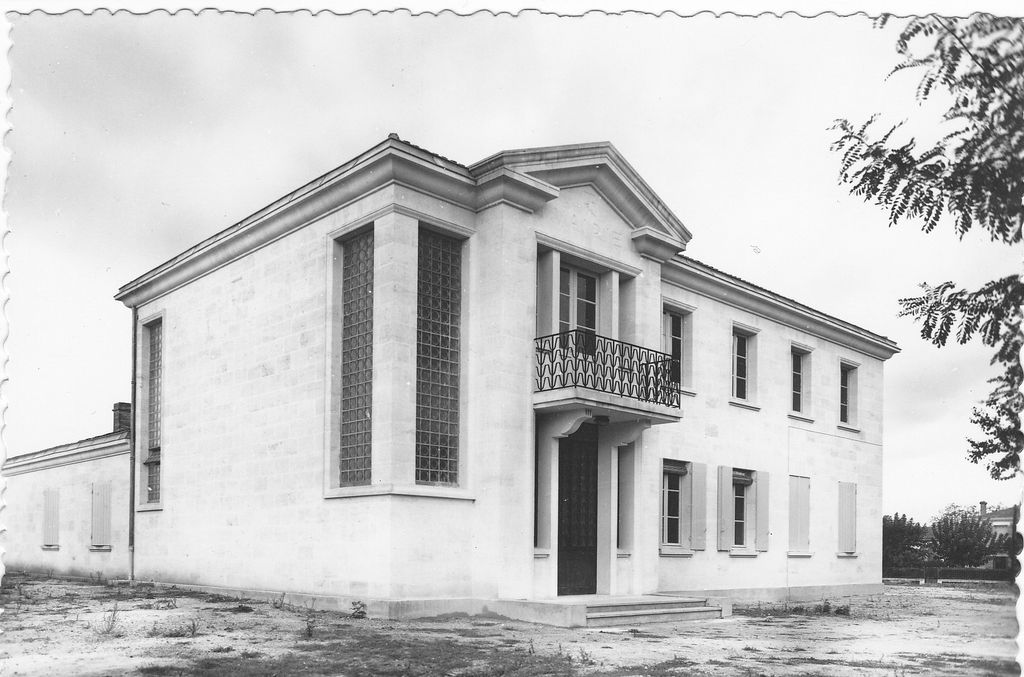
{"left": 7, "top": 136, "right": 898, "bottom": 625}
{"left": 2, "top": 404, "right": 131, "bottom": 580}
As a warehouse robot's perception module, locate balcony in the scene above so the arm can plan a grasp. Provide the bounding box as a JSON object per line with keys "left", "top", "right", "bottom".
{"left": 534, "top": 330, "right": 681, "bottom": 420}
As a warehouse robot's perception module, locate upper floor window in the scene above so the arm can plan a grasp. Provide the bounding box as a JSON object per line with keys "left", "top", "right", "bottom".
{"left": 559, "top": 267, "right": 597, "bottom": 333}
{"left": 663, "top": 308, "right": 694, "bottom": 390}
{"left": 839, "top": 362, "right": 858, "bottom": 425}
{"left": 791, "top": 345, "right": 813, "bottom": 414}
{"left": 731, "top": 326, "right": 758, "bottom": 401}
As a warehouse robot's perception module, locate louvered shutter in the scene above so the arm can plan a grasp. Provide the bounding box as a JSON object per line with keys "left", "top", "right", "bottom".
{"left": 789, "top": 476, "right": 810, "bottom": 552}
{"left": 755, "top": 471, "right": 770, "bottom": 552}
{"left": 717, "top": 465, "right": 732, "bottom": 551}
{"left": 690, "top": 462, "right": 707, "bottom": 550}
{"left": 43, "top": 489, "right": 59, "bottom": 546}
{"left": 838, "top": 481, "right": 857, "bottom": 553}
{"left": 92, "top": 482, "right": 112, "bottom": 547}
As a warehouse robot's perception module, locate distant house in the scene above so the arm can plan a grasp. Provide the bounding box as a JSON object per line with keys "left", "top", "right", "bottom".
{"left": 5, "top": 136, "right": 900, "bottom": 625}
{"left": 980, "top": 502, "right": 1019, "bottom": 570}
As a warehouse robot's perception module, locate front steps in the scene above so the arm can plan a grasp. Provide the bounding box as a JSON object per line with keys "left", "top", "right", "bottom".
{"left": 584, "top": 596, "right": 723, "bottom": 627}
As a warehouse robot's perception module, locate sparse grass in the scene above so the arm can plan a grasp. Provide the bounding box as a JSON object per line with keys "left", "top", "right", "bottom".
{"left": 96, "top": 602, "right": 123, "bottom": 636}
{"left": 151, "top": 618, "right": 201, "bottom": 638}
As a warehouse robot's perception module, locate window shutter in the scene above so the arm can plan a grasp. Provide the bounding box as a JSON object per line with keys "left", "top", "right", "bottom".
{"left": 838, "top": 481, "right": 857, "bottom": 553}
{"left": 717, "top": 465, "right": 732, "bottom": 551}
{"left": 690, "top": 462, "right": 707, "bottom": 550}
{"left": 92, "top": 482, "right": 112, "bottom": 547}
{"left": 755, "top": 471, "right": 770, "bottom": 552}
{"left": 43, "top": 488, "right": 59, "bottom": 546}
{"left": 788, "top": 476, "right": 810, "bottom": 552}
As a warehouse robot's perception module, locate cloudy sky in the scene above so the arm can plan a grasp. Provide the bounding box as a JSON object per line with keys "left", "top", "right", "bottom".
{"left": 5, "top": 9, "right": 1020, "bottom": 522}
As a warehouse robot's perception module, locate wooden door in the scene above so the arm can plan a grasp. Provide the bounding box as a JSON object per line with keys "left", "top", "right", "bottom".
{"left": 557, "top": 423, "right": 598, "bottom": 595}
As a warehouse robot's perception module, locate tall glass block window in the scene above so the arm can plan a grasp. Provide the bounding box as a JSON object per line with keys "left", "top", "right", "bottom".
{"left": 145, "top": 320, "right": 163, "bottom": 503}
{"left": 415, "top": 227, "right": 462, "bottom": 485}
{"left": 339, "top": 230, "right": 374, "bottom": 486}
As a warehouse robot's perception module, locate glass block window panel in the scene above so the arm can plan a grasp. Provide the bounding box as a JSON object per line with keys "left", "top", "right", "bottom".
{"left": 415, "top": 227, "right": 462, "bottom": 486}
{"left": 145, "top": 320, "right": 163, "bottom": 503}
{"left": 339, "top": 230, "right": 374, "bottom": 486}
{"left": 147, "top": 321, "right": 163, "bottom": 452}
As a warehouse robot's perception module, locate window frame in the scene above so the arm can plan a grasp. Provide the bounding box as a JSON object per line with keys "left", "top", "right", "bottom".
{"left": 661, "top": 461, "right": 689, "bottom": 547}
{"left": 790, "top": 344, "right": 813, "bottom": 418}
{"left": 730, "top": 324, "right": 759, "bottom": 404}
{"left": 137, "top": 313, "right": 165, "bottom": 510}
{"left": 663, "top": 304, "right": 695, "bottom": 392}
{"left": 839, "top": 360, "right": 859, "bottom": 427}
{"left": 559, "top": 265, "right": 599, "bottom": 334}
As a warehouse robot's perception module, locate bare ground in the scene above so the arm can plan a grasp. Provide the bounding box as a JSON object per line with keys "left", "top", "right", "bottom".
{"left": 0, "top": 573, "right": 1018, "bottom": 676}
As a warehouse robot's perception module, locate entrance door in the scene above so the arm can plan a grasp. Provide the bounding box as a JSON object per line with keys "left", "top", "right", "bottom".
{"left": 557, "top": 423, "right": 598, "bottom": 595}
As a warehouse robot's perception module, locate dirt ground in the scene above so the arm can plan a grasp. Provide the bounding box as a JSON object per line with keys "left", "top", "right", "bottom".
{"left": 0, "top": 574, "right": 1018, "bottom": 676}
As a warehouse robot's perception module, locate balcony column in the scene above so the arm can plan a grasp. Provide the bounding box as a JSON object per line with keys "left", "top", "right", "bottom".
{"left": 599, "top": 270, "right": 619, "bottom": 340}
{"left": 536, "top": 248, "right": 561, "bottom": 336}
{"left": 596, "top": 420, "right": 650, "bottom": 595}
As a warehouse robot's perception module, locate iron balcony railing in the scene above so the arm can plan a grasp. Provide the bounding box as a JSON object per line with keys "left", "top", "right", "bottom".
{"left": 534, "top": 329, "right": 681, "bottom": 408}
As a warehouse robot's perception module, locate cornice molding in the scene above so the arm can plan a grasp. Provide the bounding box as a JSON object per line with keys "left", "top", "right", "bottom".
{"left": 4, "top": 437, "right": 129, "bottom": 476}
{"left": 116, "top": 142, "right": 562, "bottom": 308}
{"left": 664, "top": 258, "right": 900, "bottom": 361}
{"left": 631, "top": 227, "right": 686, "bottom": 263}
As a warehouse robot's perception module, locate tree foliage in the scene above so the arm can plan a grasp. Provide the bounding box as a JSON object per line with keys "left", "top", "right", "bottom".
{"left": 831, "top": 14, "right": 1024, "bottom": 479}
{"left": 882, "top": 513, "right": 928, "bottom": 569}
{"left": 929, "top": 503, "right": 1008, "bottom": 567}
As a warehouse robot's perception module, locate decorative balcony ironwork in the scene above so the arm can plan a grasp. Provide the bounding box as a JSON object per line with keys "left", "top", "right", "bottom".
{"left": 534, "top": 330, "right": 681, "bottom": 408}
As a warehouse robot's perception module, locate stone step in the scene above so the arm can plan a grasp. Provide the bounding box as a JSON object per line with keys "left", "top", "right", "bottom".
{"left": 586, "top": 605, "right": 722, "bottom": 627}
{"left": 586, "top": 598, "right": 707, "bottom": 614}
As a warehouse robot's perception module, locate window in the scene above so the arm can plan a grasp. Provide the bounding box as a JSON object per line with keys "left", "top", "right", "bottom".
{"left": 731, "top": 326, "right": 758, "bottom": 401}
{"left": 791, "top": 350, "right": 803, "bottom": 412}
{"left": 838, "top": 481, "right": 857, "bottom": 554}
{"left": 661, "top": 460, "right": 707, "bottom": 552}
{"left": 717, "top": 466, "right": 769, "bottom": 552}
{"left": 42, "top": 488, "right": 59, "bottom": 548}
{"left": 788, "top": 475, "right": 810, "bottom": 553}
{"left": 91, "top": 482, "right": 112, "bottom": 548}
{"left": 339, "top": 229, "right": 374, "bottom": 486}
{"left": 790, "top": 345, "right": 812, "bottom": 415}
{"left": 733, "top": 334, "right": 748, "bottom": 399}
{"left": 144, "top": 320, "right": 163, "bottom": 503}
{"left": 415, "top": 227, "right": 462, "bottom": 486}
{"left": 662, "top": 461, "right": 686, "bottom": 546}
{"left": 663, "top": 308, "right": 693, "bottom": 389}
{"left": 839, "top": 362, "right": 858, "bottom": 425}
{"left": 559, "top": 266, "right": 598, "bottom": 334}
{"left": 733, "top": 470, "right": 751, "bottom": 546}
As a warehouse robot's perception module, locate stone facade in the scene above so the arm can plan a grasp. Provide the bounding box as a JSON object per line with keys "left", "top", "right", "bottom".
{"left": 39, "top": 136, "right": 896, "bottom": 609}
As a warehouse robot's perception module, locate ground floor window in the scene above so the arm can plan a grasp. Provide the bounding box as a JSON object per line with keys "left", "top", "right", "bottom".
{"left": 662, "top": 461, "right": 688, "bottom": 546}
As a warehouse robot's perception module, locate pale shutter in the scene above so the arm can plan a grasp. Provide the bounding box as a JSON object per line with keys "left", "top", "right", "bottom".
{"left": 43, "top": 489, "right": 59, "bottom": 546}
{"left": 92, "top": 482, "right": 112, "bottom": 547}
{"left": 838, "top": 481, "right": 857, "bottom": 553}
{"left": 717, "top": 465, "right": 732, "bottom": 551}
{"left": 755, "top": 471, "right": 770, "bottom": 551}
{"left": 690, "top": 462, "right": 707, "bottom": 550}
{"left": 788, "top": 476, "right": 810, "bottom": 552}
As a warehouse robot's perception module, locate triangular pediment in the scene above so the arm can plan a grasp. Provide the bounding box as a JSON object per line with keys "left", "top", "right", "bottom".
{"left": 468, "top": 142, "right": 691, "bottom": 247}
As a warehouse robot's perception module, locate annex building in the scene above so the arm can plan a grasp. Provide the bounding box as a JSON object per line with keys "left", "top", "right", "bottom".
{"left": 3, "top": 136, "right": 899, "bottom": 625}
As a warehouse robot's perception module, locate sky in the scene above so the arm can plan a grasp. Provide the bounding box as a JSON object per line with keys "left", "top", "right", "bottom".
{"left": 3, "top": 9, "right": 1021, "bottom": 523}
